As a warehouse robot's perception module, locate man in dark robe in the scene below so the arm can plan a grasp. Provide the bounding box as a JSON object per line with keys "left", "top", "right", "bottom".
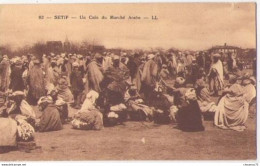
{"left": 70, "top": 62, "right": 84, "bottom": 109}
{"left": 190, "top": 59, "right": 199, "bottom": 85}
{"left": 37, "top": 96, "right": 62, "bottom": 132}
{"left": 0, "top": 55, "right": 10, "bottom": 92}
{"left": 84, "top": 53, "right": 104, "bottom": 94}
{"left": 10, "top": 59, "right": 25, "bottom": 91}
{"left": 101, "top": 55, "right": 130, "bottom": 107}
{"left": 196, "top": 52, "right": 206, "bottom": 70}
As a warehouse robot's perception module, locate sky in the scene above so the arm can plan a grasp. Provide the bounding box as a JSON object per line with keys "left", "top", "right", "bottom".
{"left": 0, "top": 3, "right": 256, "bottom": 50}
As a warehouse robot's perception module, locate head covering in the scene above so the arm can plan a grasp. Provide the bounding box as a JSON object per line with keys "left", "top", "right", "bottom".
{"left": 228, "top": 74, "right": 238, "bottom": 84}
{"left": 147, "top": 54, "right": 155, "bottom": 60}
{"left": 37, "top": 96, "right": 53, "bottom": 105}
{"left": 213, "top": 53, "right": 221, "bottom": 58}
{"left": 61, "top": 53, "right": 66, "bottom": 58}
{"left": 185, "top": 88, "right": 197, "bottom": 101}
{"left": 12, "top": 57, "right": 22, "bottom": 65}
{"left": 112, "top": 55, "right": 120, "bottom": 60}
{"left": 71, "top": 55, "right": 77, "bottom": 60}
{"left": 12, "top": 91, "right": 25, "bottom": 97}
{"left": 50, "top": 59, "right": 57, "bottom": 64}
{"left": 57, "top": 58, "right": 64, "bottom": 65}
{"left": 94, "top": 53, "right": 102, "bottom": 60}
{"left": 77, "top": 54, "right": 83, "bottom": 59}
{"left": 175, "top": 77, "right": 185, "bottom": 85}
{"left": 195, "top": 79, "right": 206, "bottom": 88}
{"left": 46, "top": 83, "right": 56, "bottom": 95}
{"left": 3, "top": 55, "right": 8, "bottom": 59}
{"left": 130, "top": 85, "right": 137, "bottom": 90}
{"left": 242, "top": 76, "right": 256, "bottom": 85}
{"left": 33, "top": 59, "right": 40, "bottom": 64}
{"left": 55, "top": 99, "right": 66, "bottom": 106}
{"left": 249, "top": 76, "right": 256, "bottom": 85}
{"left": 86, "top": 90, "right": 99, "bottom": 104}
{"left": 47, "top": 88, "right": 58, "bottom": 96}
{"left": 72, "top": 62, "right": 79, "bottom": 67}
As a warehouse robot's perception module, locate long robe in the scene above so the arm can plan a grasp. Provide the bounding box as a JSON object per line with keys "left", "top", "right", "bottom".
{"left": 208, "top": 60, "right": 224, "bottom": 94}
{"left": 105, "top": 65, "right": 129, "bottom": 96}
{"left": 102, "top": 56, "right": 113, "bottom": 71}
{"left": 243, "top": 84, "right": 256, "bottom": 104}
{"left": 39, "top": 104, "right": 63, "bottom": 132}
{"left": 84, "top": 61, "right": 104, "bottom": 94}
{"left": 177, "top": 100, "right": 205, "bottom": 132}
{"left": 72, "top": 110, "right": 103, "bottom": 130}
{"left": 70, "top": 70, "right": 84, "bottom": 94}
{"left": 214, "top": 84, "right": 249, "bottom": 131}
{"left": 141, "top": 59, "right": 158, "bottom": 99}
{"left": 10, "top": 66, "right": 25, "bottom": 91}
{"left": 28, "top": 65, "right": 46, "bottom": 100}
{"left": 0, "top": 59, "right": 11, "bottom": 91}
{"left": 0, "top": 118, "right": 17, "bottom": 146}
{"left": 42, "top": 57, "right": 50, "bottom": 73}
{"left": 7, "top": 100, "right": 36, "bottom": 119}
{"left": 56, "top": 77, "right": 74, "bottom": 103}
{"left": 141, "top": 59, "right": 158, "bottom": 86}
{"left": 135, "top": 64, "right": 144, "bottom": 92}
{"left": 46, "top": 67, "right": 59, "bottom": 86}
{"left": 195, "top": 78, "right": 217, "bottom": 113}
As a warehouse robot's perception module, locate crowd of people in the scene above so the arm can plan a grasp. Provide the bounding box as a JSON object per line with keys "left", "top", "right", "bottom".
{"left": 0, "top": 49, "right": 256, "bottom": 152}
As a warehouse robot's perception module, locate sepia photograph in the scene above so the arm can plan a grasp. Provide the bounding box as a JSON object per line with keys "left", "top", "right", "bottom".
{"left": 0, "top": 2, "right": 257, "bottom": 162}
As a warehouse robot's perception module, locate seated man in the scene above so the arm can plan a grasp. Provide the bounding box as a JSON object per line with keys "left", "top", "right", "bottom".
{"left": 6, "top": 91, "right": 36, "bottom": 121}
{"left": 71, "top": 90, "right": 103, "bottom": 130}
{"left": 195, "top": 74, "right": 217, "bottom": 120}
{"left": 36, "top": 96, "right": 62, "bottom": 132}
{"left": 214, "top": 75, "right": 249, "bottom": 131}
{"left": 176, "top": 88, "right": 205, "bottom": 132}
{"left": 124, "top": 84, "right": 154, "bottom": 121}
{"left": 55, "top": 99, "right": 69, "bottom": 124}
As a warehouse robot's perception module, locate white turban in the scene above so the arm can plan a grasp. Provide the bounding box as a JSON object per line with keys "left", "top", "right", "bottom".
{"left": 12, "top": 91, "right": 25, "bottom": 97}
{"left": 72, "top": 62, "right": 79, "bottom": 67}
{"left": 147, "top": 54, "right": 155, "bottom": 60}
{"left": 37, "top": 96, "right": 53, "bottom": 105}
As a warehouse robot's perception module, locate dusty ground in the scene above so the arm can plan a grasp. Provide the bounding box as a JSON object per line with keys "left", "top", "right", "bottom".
{"left": 0, "top": 104, "right": 256, "bottom": 160}
{"left": 0, "top": 69, "right": 256, "bottom": 160}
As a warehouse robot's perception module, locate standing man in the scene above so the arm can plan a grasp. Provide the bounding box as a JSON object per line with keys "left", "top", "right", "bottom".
{"left": 27, "top": 59, "right": 46, "bottom": 105}
{"left": 70, "top": 62, "right": 84, "bottom": 109}
{"left": 10, "top": 58, "right": 25, "bottom": 92}
{"left": 208, "top": 53, "right": 224, "bottom": 96}
{"left": 141, "top": 54, "right": 159, "bottom": 100}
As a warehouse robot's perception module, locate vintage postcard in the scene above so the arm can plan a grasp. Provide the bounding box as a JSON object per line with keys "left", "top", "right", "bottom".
{"left": 0, "top": 3, "right": 257, "bottom": 161}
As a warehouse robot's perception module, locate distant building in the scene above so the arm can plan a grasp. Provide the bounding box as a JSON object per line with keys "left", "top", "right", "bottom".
{"left": 208, "top": 43, "right": 241, "bottom": 54}
{"left": 92, "top": 45, "right": 105, "bottom": 52}
{"left": 46, "top": 41, "right": 63, "bottom": 53}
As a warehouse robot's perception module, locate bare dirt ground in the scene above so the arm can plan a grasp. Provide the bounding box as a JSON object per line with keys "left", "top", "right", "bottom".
{"left": 0, "top": 69, "right": 256, "bottom": 160}
{"left": 0, "top": 104, "right": 256, "bottom": 160}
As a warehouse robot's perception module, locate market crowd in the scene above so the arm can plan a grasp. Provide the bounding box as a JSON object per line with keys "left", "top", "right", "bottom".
{"left": 0, "top": 49, "right": 256, "bottom": 152}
